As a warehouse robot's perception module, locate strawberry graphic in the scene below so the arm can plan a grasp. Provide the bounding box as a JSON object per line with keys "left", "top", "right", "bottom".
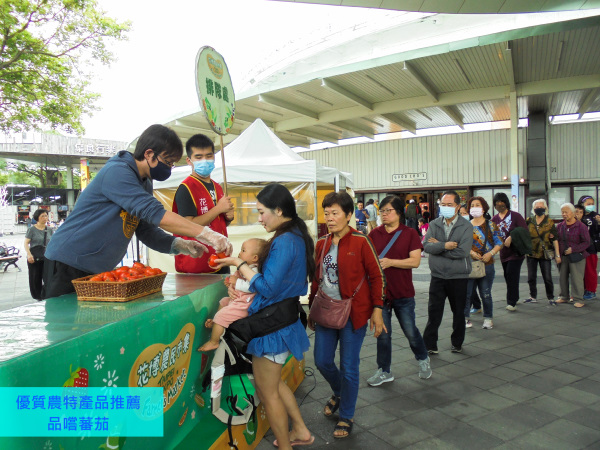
{"left": 63, "top": 365, "right": 89, "bottom": 387}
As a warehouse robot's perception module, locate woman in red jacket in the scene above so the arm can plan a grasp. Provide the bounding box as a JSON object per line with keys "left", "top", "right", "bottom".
{"left": 308, "top": 191, "right": 386, "bottom": 439}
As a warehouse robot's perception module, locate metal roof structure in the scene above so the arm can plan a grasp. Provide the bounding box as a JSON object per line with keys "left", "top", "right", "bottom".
{"left": 274, "top": 0, "right": 600, "bottom": 14}
{"left": 162, "top": 9, "right": 600, "bottom": 149}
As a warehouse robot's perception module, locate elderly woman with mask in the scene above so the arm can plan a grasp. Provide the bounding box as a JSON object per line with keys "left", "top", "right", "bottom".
{"left": 556, "top": 203, "right": 590, "bottom": 308}
{"left": 525, "top": 199, "right": 560, "bottom": 305}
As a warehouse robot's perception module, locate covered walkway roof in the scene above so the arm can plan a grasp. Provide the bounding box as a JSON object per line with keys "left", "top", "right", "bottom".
{"left": 162, "top": 9, "right": 600, "bottom": 148}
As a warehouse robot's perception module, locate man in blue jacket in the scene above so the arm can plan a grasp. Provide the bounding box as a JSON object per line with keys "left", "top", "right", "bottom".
{"left": 422, "top": 191, "right": 473, "bottom": 354}
{"left": 42, "top": 125, "right": 231, "bottom": 299}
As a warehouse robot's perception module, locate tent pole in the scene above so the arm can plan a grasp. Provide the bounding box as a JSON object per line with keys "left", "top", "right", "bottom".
{"left": 220, "top": 135, "right": 228, "bottom": 196}
{"left": 313, "top": 180, "right": 318, "bottom": 239}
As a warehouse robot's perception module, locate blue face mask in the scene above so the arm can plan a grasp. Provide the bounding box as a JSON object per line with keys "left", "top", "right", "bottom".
{"left": 193, "top": 160, "right": 215, "bottom": 177}
{"left": 440, "top": 206, "right": 458, "bottom": 219}
{"left": 148, "top": 159, "right": 171, "bottom": 182}
{"left": 585, "top": 205, "right": 595, "bottom": 213}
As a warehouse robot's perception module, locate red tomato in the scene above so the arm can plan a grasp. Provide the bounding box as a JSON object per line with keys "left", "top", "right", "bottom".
{"left": 118, "top": 272, "right": 130, "bottom": 282}
{"left": 104, "top": 273, "right": 117, "bottom": 282}
{"left": 128, "top": 274, "right": 143, "bottom": 280}
{"left": 129, "top": 268, "right": 143, "bottom": 276}
{"left": 208, "top": 254, "right": 219, "bottom": 268}
{"left": 216, "top": 252, "right": 227, "bottom": 259}
{"left": 89, "top": 275, "right": 103, "bottom": 282}
{"left": 115, "top": 266, "right": 130, "bottom": 274}
{"left": 144, "top": 268, "right": 156, "bottom": 276}
{"left": 150, "top": 268, "right": 163, "bottom": 275}
{"left": 132, "top": 261, "right": 145, "bottom": 270}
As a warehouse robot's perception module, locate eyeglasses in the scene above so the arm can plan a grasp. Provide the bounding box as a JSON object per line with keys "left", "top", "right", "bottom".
{"left": 380, "top": 209, "right": 396, "bottom": 215}
{"left": 157, "top": 154, "right": 176, "bottom": 168}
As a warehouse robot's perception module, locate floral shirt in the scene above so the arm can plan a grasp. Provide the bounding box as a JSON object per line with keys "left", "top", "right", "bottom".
{"left": 471, "top": 221, "right": 503, "bottom": 263}
{"left": 526, "top": 216, "right": 557, "bottom": 259}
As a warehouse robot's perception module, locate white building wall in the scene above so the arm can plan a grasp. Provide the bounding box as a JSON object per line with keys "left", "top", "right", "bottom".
{"left": 548, "top": 121, "right": 600, "bottom": 182}
{"left": 301, "top": 128, "right": 528, "bottom": 190}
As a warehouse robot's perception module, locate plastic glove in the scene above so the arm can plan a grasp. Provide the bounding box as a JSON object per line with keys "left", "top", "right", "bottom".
{"left": 170, "top": 237, "right": 209, "bottom": 257}
{"left": 195, "top": 227, "right": 233, "bottom": 255}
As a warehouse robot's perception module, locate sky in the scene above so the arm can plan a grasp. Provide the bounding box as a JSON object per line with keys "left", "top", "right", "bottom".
{"left": 83, "top": 0, "right": 396, "bottom": 143}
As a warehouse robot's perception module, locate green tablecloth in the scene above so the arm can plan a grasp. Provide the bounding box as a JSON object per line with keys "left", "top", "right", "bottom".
{"left": 0, "top": 273, "right": 237, "bottom": 449}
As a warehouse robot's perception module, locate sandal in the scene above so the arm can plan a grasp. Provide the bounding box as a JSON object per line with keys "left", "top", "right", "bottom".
{"left": 323, "top": 395, "right": 340, "bottom": 417}
{"left": 555, "top": 298, "right": 569, "bottom": 304}
{"left": 334, "top": 418, "right": 353, "bottom": 439}
{"left": 574, "top": 302, "right": 585, "bottom": 308}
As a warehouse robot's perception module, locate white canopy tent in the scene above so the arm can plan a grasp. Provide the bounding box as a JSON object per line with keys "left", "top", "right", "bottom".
{"left": 151, "top": 119, "right": 353, "bottom": 272}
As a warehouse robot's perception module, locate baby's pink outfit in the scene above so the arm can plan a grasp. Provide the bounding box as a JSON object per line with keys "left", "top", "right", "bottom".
{"left": 212, "top": 265, "right": 258, "bottom": 328}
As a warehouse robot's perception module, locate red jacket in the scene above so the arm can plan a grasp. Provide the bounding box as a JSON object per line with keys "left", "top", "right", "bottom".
{"left": 309, "top": 228, "right": 385, "bottom": 330}
{"left": 172, "top": 175, "right": 228, "bottom": 273}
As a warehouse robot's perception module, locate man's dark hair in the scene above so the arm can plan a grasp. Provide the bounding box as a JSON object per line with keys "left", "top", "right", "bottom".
{"left": 575, "top": 204, "right": 585, "bottom": 212}
{"left": 185, "top": 134, "right": 215, "bottom": 158}
{"left": 133, "top": 124, "right": 183, "bottom": 162}
{"left": 33, "top": 209, "right": 48, "bottom": 221}
{"left": 441, "top": 190, "right": 460, "bottom": 205}
{"left": 323, "top": 192, "right": 355, "bottom": 217}
{"left": 367, "top": 199, "right": 374, "bottom": 205}
{"left": 493, "top": 192, "right": 511, "bottom": 210}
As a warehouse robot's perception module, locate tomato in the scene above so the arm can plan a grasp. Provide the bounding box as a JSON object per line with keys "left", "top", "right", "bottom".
{"left": 115, "top": 266, "right": 130, "bottom": 274}
{"left": 132, "top": 261, "right": 146, "bottom": 270}
{"left": 208, "top": 254, "right": 218, "bottom": 268}
{"left": 118, "top": 272, "right": 130, "bottom": 282}
{"left": 144, "top": 268, "right": 156, "bottom": 276}
{"left": 150, "top": 268, "right": 163, "bottom": 275}
{"left": 216, "top": 252, "right": 227, "bottom": 259}
{"left": 89, "top": 275, "right": 103, "bottom": 282}
{"left": 129, "top": 268, "right": 143, "bottom": 276}
{"left": 128, "top": 274, "right": 143, "bottom": 280}
{"left": 104, "top": 273, "right": 117, "bottom": 282}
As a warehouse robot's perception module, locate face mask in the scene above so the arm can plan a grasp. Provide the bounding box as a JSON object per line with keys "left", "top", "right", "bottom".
{"left": 148, "top": 159, "right": 171, "bottom": 182}
{"left": 534, "top": 208, "right": 546, "bottom": 217}
{"left": 470, "top": 207, "right": 483, "bottom": 218}
{"left": 194, "top": 160, "right": 215, "bottom": 177}
{"left": 440, "top": 206, "right": 457, "bottom": 219}
{"left": 496, "top": 204, "right": 507, "bottom": 213}
{"left": 585, "top": 205, "right": 595, "bottom": 213}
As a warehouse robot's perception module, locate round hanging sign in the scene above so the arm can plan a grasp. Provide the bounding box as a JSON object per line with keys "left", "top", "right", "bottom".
{"left": 195, "top": 46, "right": 236, "bottom": 135}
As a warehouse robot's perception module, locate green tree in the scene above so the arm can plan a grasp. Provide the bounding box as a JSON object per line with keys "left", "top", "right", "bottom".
{"left": 0, "top": 0, "right": 130, "bottom": 134}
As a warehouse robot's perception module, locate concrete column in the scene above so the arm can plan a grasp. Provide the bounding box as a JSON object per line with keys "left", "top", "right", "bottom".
{"left": 509, "top": 91, "right": 520, "bottom": 213}
{"left": 66, "top": 167, "right": 75, "bottom": 209}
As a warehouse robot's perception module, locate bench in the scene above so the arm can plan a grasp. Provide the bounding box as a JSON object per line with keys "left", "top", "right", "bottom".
{"left": 0, "top": 246, "right": 21, "bottom": 272}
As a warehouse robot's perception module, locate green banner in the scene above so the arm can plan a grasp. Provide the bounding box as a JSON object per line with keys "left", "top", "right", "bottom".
{"left": 0, "top": 275, "right": 242, "bottom": 449}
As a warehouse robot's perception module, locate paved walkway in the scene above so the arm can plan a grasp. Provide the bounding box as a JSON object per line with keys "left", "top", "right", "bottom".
{"left": 2, "top": 236, "right": 599, "bottom": 448}
{"left": 257, "top": 258, "right": 600, "bottom": 450}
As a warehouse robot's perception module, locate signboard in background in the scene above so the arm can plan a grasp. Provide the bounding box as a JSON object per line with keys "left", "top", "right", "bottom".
{"left": 392, "top": 172, "right": 427, "bottom": 182}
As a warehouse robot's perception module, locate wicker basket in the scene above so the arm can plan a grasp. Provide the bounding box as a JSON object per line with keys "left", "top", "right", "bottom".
{"left": 72, "top": 272, "right": 167, "bottom": 302}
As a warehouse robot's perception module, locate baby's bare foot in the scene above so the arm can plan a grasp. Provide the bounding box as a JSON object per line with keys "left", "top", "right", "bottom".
{"left": 197, "top": 340, "right": 219, "bottom": 352}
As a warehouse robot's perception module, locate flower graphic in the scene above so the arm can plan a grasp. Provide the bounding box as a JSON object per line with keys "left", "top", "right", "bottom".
{"left": 102, "top": 370, "right": 119, "bottom": 388}
{"left": 189, "top": 384, "right": 196, "bottom": 399}
{"left": 259, "top": 405, "right": 266, "bottom": 421}
{"left": 43, "top": 440, "right": 52, "bottom": 450}
{"left": 191, "top": 410, "right": 196, "bottom": 420}
{"left": 94, "top": 354, "right": 104, "bottom": 371}
{"left": 120, "top": 347, "right": 125, "bottom": 355}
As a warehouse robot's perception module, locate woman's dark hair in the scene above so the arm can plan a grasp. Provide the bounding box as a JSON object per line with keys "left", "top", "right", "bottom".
{"left": 322, "top": 192, "right": 354, "bottom": 217}
{"left": 33, "top": 209, "right": 48, "bottom": 221}
{"left": 577, "top": 195, "right": 594, "bottom": 207}
{"left": 493, "top": 192, "right": 510, "bottom": 210}
{"left": 133, "top": 124, "right": 183, "bottom": 162}
{"left": 379, "top": 195, "right": 405, "bottom": 222}
{"left": 256, "top": 183, "right": 315, "bottom": 282}
{"left": 467, "top": 196, "right": 490, "bottom": 214}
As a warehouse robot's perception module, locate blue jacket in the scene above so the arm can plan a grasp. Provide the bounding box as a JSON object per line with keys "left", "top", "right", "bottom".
{"left": 246, "top": 228, "right": 310, "bottom": 361}
{"left": 45, "top": 151, "right": 175, "bottom": 273}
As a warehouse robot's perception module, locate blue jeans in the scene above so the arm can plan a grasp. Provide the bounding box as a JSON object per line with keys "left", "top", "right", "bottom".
{"left": 465, "top": 264, "right": 495, "bottom": 319}
{"left": 377, "top": 297, "right": 428, "bottom": 372}
{"left": 314, "top": 320, "right": 367, "bottom": 420}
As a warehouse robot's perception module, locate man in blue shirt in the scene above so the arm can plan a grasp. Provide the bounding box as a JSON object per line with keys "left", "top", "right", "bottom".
{"left": 42, "top": 125, "right": 231, "bottom": 299}
{"left": 355, "top": 201, "right": 368, "bottom": 226}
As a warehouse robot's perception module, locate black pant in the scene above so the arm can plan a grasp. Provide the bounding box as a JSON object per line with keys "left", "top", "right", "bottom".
{"left": 527, "top": 256, "right": 554, "bottom": 300}
{"left": 470, "top": 289, "right": 482, "bottom": 310}
{"left": 27, "top": 259, "right": 45, "bottom": 300}
{"left": 42, "top": 259, "right": 93, "bottom": 299}
{"left": 502, "top": 258, "right": 524, "bottom": 306}
{"left": 423, "top": 276, "right": 468, "bottom": 350}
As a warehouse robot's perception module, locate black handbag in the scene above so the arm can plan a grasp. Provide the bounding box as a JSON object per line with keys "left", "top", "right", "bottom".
{"left": 225, "top": 296, "right": 306, "bottom": 354}
{"left": 30, "top": 230, "right": 47, "bottom": 262}
{"left": 560, "top": 226, "right": 585, "bottom": 263}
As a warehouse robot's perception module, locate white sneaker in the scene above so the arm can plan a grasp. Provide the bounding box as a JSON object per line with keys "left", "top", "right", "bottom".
{"left": 418, "top": 357, "right": 432, "bottom": 379}
{"left": 482, "top": 319, "right": 493, "bottom": 329}
{"left": 465, "top": 319, "right": 473, "bottom": 328}
{"left": 506, "top": 305, "right": 517, "bottom": 311}
{"left": 367, "top": 368, "right": 394, "bottom": 386}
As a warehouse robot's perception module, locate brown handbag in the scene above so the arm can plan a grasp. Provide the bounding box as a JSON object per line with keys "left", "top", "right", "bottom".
{"left": 309, "top": 236, "right": 365, "bottom": 329}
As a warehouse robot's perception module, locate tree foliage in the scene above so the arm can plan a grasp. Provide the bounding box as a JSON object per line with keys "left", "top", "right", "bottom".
{"left": 0, "top": 0, "right": 130, "bottom": 134}
{"left": 0, "top": 157, "right": 84, "bottom": 188}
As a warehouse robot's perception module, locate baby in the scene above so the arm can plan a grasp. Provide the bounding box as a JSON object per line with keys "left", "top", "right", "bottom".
{"left": 198, "top": 238, "right": 267, "bottom": 352}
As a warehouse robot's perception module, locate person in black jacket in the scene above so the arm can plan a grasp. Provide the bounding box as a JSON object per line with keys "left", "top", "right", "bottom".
{"left": 578, "top": 195, "right": 600, "bottom": 300}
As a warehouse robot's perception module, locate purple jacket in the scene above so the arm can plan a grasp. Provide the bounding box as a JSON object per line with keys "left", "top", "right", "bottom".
{"left": 556, "top": 220, "right": 591, "bottom": 258}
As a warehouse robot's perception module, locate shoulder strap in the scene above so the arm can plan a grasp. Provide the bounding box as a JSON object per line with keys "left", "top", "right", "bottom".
{"left": 43, "top": 229, "right": 47, "bottom": 247}
{"left": 379, "top": 230, "right": 402, "bottom": 258}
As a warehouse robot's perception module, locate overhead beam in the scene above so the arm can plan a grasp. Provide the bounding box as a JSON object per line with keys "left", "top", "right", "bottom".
{"left": 503, "top": 42, "right": 516, "bottom": 91}
{"left": 292, "top": 128, "right": 339, "bottom": 145}
{"left": 278, "top": 136, "right": 311, "bottom": 148}
{"left": 440, "top": 106, "right": 464, "bottom": 129}
{"left": 321, "top": 78, "right": 373, "bottom": 110}
{"left": 577, "top": 87, "right": 600, "bottom": 119}
{"left": 258, "top": 94, "right": 319, "bottom": 120}
{"left": 331, "top": 121, "right": 374, "bottom": 140}
{"left": 381, "top": 114, "right": 417, "bottom": 134}
{"left": 402, "top": 62, "right": 438, "bottom": 102}
{"left": 271, "top": 75, "right": 600, "bottom": 133}
{"left": 234, "top": 113, "right": 274, "bottom": 127}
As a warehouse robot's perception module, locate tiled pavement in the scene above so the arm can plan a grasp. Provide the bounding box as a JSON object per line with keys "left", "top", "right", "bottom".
{"left": 2, "top": 234, "right": 600, "bottom": 449}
